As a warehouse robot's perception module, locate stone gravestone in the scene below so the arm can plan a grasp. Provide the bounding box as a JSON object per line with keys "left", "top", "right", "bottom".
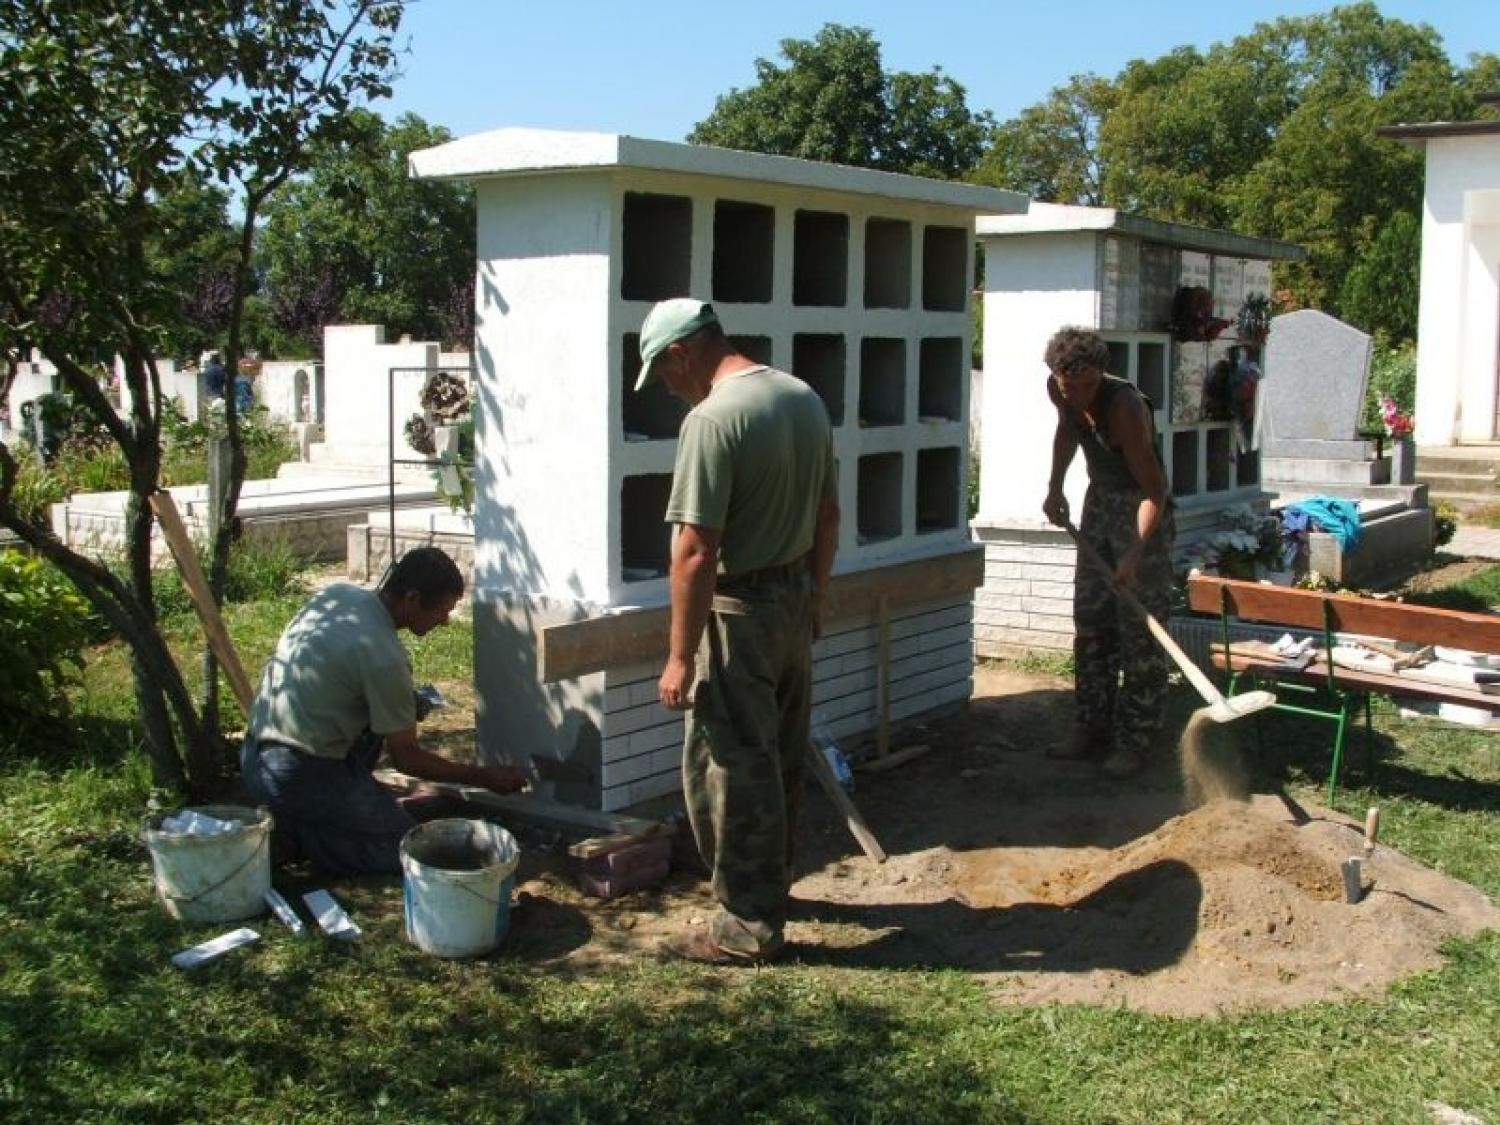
{"left": 1261, "top": 310, "right": 1384, "bottom": 486}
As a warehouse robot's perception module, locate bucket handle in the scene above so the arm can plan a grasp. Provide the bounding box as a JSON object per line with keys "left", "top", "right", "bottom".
{"left": 159, "top": 831, "right": 269, "bottom": 905}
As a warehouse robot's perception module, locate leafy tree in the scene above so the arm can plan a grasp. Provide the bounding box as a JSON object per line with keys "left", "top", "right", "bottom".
{"left": 150, "top": 167, "right": 242, "bottom": 361}
{"left": 0, "top": 0, "right": 403, "bottom": 795}
{"left": 987, "top": 2, "right": 1498, "bottom": 338}
{"left": 258, "top": 110, "right": 476, "bottom": 350}
{"left": 972, "top": 74, "right": 1117, "bottom": 204}
{"left": 1339, "top": 209, "right": 1421, "bottom": 343}
{"left": 691, "top": 24, "right": 991, "bottom": 179}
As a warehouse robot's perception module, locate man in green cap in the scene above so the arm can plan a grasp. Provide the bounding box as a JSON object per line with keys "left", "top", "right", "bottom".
{"left": 638, "top": 298, "right": 840, "bottom": 964}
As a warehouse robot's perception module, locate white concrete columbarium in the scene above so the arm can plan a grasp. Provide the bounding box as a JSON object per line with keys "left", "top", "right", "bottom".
{"left": 973, "top": 203, "right": 1302, "bottom": 658}
{"left": 411, "top": 128, "right": 1026, "bottom": 810}
{"left": 116, "top": 355, "right": 197, "bottom": 418}
{"left": 1380, "top": 96, "right": 1500, "bottom": 447}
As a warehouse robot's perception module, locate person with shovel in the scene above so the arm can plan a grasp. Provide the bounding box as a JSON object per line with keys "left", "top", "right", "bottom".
{"left": 637, "top": 298, "right": 839, "bottom": 964}
{"left": 240, "top": 547, "right": 528, "bottom": 875}
{"left": 1042, "top": 327, "right": 1175, "bottom": 779}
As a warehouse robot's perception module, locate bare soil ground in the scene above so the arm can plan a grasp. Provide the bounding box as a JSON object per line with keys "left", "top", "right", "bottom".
{"left": 432, "top": 664, "right": 1500, "bottom": 1017}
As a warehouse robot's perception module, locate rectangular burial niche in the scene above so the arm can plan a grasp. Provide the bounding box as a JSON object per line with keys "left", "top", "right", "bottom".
{"left": 619, "top": 474, "right": 674, "bottom": 581}
{"left": 1171, "top": 430, "right": 1199, "bottom": 497}
{"left": 1206, "top": 427, "right": 1231, "bottom": 492}
{"left": 857, "top": 452, "right": 903, "bottom": 544}
{"left": 1236, "top": 448, "right": 1260, "bottom": 487}
{"left": 859, "top": 337, "right": 905, "bottom": 427}
{"left": 921, "top": 225, "right": 969, "bottom": 312}
{"left": 1137, "top": 341, "right": 1167, "bottom": 408}
{"left": 1106, "top": 340, "right": 1130, "bottom": 380}
{"left": 793, "top": 209, "right": 849, "bottom": 307}
{"left": 712, "top": 199, "right": 775, "bottom": 304}
{"left": 622, "top": 192, "right": 691, "bottom": 301}
{"left": 621, "top": 333, "right": 688, "bottom": 440}
{"left": 730, "top": 335, "right": 773, "bottom": 367}
{"left": 916, "top": 446, "right": 961, "bottom": 533}
{"left": 792, "top": 333, "right": 846, "bottom": 425}
{"left": 863, "top": 218, "right": 912, "bottom": 309}
{"left": 918, "top": 337, "right": 964, "bottom": 421}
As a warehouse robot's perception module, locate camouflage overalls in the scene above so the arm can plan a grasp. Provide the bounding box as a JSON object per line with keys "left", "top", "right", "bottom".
{"left": 683, "top": 570, "right": 813, "bottom": 957}
{"left": 1064, "top": 376, "right": 1176, "bottom": 758}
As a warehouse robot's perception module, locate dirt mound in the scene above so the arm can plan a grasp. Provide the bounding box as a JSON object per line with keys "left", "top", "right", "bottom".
{"left": 510, "top": 666, "right": 1499, "bottom": 1017}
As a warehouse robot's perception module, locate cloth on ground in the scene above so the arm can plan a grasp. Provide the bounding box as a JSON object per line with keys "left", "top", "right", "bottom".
{"left": 1282, "top": 497, "right": 1363, "bottom": 551}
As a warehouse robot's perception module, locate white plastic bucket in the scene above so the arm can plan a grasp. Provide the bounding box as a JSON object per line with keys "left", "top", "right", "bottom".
{"left": 143, "top": 804, "right": 272, "bottom": 924}
{"left": 401, "top": 818, "right": 519, "bottom": 959}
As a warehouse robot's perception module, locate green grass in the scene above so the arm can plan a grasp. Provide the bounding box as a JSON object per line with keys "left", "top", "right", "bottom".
{"left": 1404, "top": 563, "right": 1500, "bottom": 614}
{"left": 2, "top": 573, "right": 1499, "bottom": 1122}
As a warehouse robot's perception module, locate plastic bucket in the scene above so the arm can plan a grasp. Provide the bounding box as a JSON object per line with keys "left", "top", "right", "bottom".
{"left": 400, "top": 818, "right": 519, "bottom": 959}
{"left": 143, "top": 804, "right": 272, "bottom": 924}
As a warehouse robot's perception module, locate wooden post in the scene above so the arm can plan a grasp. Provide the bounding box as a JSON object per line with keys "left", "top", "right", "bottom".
{"left": 149, "top": 491, "right": 256, "bottom": 718}
{"left": 876, "top": 595, "right": 891, "bottom": 758}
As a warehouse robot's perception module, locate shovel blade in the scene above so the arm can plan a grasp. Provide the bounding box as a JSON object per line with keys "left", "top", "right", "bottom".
{"left": 1205, "top": 690, "right": 1278, "bottom": 723}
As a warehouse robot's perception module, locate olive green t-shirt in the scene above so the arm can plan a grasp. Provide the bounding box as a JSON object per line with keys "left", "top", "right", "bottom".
{"left": 665, "top": 365, "right": 836, "bottom": 577}
{"left": 248, "top": 583, "right": 416, "bottom": 759}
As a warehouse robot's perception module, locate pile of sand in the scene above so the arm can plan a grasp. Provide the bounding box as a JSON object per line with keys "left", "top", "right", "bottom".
{"left": 946, "top": 796, "right": 1499, "bottom": 1015}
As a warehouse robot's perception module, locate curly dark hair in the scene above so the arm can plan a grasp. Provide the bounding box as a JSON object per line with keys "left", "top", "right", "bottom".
{"left": 1043, "top": 327, "right": 1110, "bottom": 374}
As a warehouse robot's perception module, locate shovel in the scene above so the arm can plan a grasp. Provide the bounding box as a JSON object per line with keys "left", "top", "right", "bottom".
{"left": 1063, "top": 520, "right": 1277, "bottom": 724}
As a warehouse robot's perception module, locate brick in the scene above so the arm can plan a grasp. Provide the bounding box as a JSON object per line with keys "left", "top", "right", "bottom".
{"left": 579, "top": 860, "right": 671, "bottom": 899}
{"left": 582, "top": 834, "right": 672, "bottom": 875}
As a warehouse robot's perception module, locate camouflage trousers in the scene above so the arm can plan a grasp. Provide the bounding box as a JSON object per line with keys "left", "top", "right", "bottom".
{"left": 683, "top": 574, "right": 813, "bottom": 957}
{"left": 1073, "top": 486, "right": 1176, "bottom": 757}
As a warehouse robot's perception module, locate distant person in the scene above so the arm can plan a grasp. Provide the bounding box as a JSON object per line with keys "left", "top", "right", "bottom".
{"left": 1041, "top": 327, "right": 1174, "bottom": 779}
{"left": 637, "top": 298, "right": 839, "bottom": 964}
{"left": 203, "top": 353, "right": 227, "bottom": 398}
{"left": 240, "top": 548, "right": 527, "bottom": 875}
{"left": 232, "top": 369, "right": 254, "bottom": 414}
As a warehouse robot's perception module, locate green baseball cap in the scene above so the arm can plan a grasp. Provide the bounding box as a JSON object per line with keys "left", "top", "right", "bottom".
{"left": 634, "top": 298, "right": 719, "bottom": 392}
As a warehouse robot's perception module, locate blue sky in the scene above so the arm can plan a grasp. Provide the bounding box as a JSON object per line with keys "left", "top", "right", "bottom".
{"left": 382, "top": 0, "right": 1495, "bottom": 143}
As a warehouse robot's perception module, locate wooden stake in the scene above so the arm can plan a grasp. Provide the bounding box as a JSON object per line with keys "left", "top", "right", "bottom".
{"left": 149, "top": 491, "right": 255, "bottom": 718}
{"left": 876, "top": 595, "right": 891, "bottom": 758}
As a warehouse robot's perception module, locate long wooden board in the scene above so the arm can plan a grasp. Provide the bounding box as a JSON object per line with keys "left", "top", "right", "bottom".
{"left": 149, "top": 491, "right": 256, "bottom": 718}
{"left": 1187, "top": 575, "right": 1500, "bottom": 653}
{"left": 540, "top": 546, "right": 984, "bottom": 682}
{"left": 374, "top": 769, "right": 667, "bottom": 837}
{"left": 1208, "top": 652, "right": 1500, "bottom": 712}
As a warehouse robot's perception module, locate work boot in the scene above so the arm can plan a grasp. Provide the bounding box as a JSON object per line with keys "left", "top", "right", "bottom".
{"left": 1047, "top": 724, "right": 1109, "bottom": 762}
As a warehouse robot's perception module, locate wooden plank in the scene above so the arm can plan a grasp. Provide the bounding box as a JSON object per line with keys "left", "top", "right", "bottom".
{"left": 1187, "top": 575, "right": 1500, "bottom": 653}
{"left": 858, "top": 742, "right": 932, "bottom": 774}
{"left": 567, "top": 823, "right": 675, "bottom": 860}
{"left": 539, "top": 546, "right": 983, "bottom": 683}
{"left": 1208, "top": 653, "right": 1500, "bottom": 711}
{"left": 149, "top": 491, "right": 256, "bottom": 718}
{"left": 374, "top": 770, "right": 666, "bottom": 836}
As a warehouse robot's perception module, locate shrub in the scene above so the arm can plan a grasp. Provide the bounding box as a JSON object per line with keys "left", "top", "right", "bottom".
{"left": 0, "top": 549, "right": 97, "bottom": 724}
{"left": 1433, "top": 501, "right": 1458, "bottom": 548}
{"left": 1361, "top": 343, "right": 1416, "bottom": 434}
{"left": 147, "top": 533, "right": 311, "bottom": 621}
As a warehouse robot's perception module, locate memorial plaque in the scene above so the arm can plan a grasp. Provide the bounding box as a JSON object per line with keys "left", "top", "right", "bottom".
{"left": 1179, "top": 250, "right": 1212, "bottom": 291}
{"left": 1242, "top": 259, "right": 1272, "bottom": 301}
{"left": 1173, "top": 340, "right": 1209, "bottom": 424}
{"left": 1212, "top": 257, "right": 1244, "bottom": 320}
{"left": 1140, "top": 244, "right": 1176, "bottom": 332}
{"left": 1099, "top": 236, "right": 1141, "bottom": 331}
